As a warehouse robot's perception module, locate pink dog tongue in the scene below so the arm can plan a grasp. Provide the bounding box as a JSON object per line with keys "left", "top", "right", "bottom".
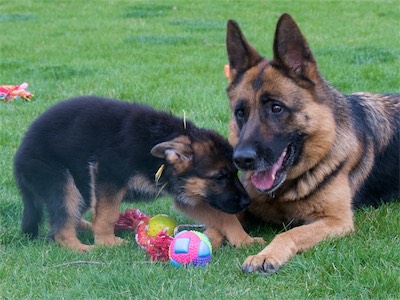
{"left": 251, "top": 150, "right": 286, "bottom": 191}
{"left": 251, "top": 170, "right": 275, "bottom": 191}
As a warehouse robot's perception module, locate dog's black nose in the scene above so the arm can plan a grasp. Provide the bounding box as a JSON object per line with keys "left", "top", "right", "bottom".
{"left": 233, "top": 147, "right": 257, "bottom": 170}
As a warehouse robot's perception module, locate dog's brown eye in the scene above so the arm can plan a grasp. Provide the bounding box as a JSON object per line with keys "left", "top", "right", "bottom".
{"left": 271, "top": 104, "right": 283, "bottom": 114}
{"left": 236, "top": 109, "right": 245, "bottom": 119}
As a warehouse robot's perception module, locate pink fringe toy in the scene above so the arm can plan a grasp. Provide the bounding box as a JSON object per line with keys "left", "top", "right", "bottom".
{"left": 0, "top": 82, "right": 33, "bottom": 102}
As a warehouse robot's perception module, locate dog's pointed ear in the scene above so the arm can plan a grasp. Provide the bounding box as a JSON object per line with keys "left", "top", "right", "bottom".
{"left": 273, "top": 14, "right": 319, "bottom": 84}
{"left": 226, "top": 20, "right": 263, "bottom": 82}
{"left": 151, "top": 136, "right": 193, "bottom": 172}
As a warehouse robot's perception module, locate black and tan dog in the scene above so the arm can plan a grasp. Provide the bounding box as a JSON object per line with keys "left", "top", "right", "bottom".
{"left": 223, "top": 14, "right": 399, "bottom": 274}
{"left": 14, "top": 96, "right": 262, "bottom": 251}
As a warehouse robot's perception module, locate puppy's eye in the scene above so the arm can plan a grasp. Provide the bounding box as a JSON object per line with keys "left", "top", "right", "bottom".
{"left": 271, "top": 104, "right": 283, "bottom": 114}
{"left": 214, "top": 171, "right": 228, "bottom": 182}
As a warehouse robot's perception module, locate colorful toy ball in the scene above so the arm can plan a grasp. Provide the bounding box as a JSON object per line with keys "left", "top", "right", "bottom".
{"left": 169, "top": 230, "right": 212, "bottom": 267}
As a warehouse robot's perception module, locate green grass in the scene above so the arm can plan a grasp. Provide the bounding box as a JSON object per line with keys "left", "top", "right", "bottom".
{"left": 1, "top": 0, "right": 399, "bottom": 299}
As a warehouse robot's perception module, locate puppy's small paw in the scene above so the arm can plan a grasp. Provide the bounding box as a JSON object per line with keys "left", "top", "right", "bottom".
{"left": 95, "top": 236, "right": 127, "bottom": 246}
{"left": 76, "top": 244, "right": 93, "bottom": 253}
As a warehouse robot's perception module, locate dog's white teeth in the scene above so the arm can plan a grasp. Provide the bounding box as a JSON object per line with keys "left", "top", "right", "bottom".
{"left": 272, "top": 174, "right": 276, "bottom": 181}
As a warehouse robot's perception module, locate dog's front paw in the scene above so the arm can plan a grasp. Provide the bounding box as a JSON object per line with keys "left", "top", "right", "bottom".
{"left": 75, "top": 244, "right": 93, "bottom": 252}
{"left": 95, "top": 235, "right": 127, "bottom": 246}
{"left": 241, "top": 254, "right": 281, "bottom": 275}
{"left": 229, "top": 236, "right": 265, "bottom": 248}
{"left": 54, "top": 234, "right": 93, "bottom": 252}
{"left": 246, "top": 237, "right": 265, "bottom": 246}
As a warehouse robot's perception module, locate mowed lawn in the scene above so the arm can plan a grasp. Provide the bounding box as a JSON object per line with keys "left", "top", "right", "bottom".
{"left": 1, "top": 0, "right": 399, "bottom": 299}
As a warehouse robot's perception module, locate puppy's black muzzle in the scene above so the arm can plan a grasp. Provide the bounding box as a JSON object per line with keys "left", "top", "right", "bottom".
{"left": 207, "top": 177, "right": 250, "bottom": 214}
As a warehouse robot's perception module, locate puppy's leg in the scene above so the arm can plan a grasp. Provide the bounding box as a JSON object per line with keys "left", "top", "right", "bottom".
{"left": 175, "top": 202, "right": 264, "bottom": 249}
{"left": 52, "top": 171, "right": 92, "bottom": 252}
{"left": 78, "top": 219, "right": 92, "bottom": 231}
{"left": 92, "top": 185, "right": 127, "bottom": 246}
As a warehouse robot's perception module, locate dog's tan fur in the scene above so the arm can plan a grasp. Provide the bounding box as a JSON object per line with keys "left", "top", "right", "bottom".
{"left": 222, "top": 14, "right": 399, "bottom": 274}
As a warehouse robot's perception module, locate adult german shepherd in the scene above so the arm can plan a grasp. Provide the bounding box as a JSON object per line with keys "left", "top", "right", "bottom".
{"left": 224, "top": 14, "right": 399, "bottom": 274}
{"left": 14, "top": 97, "right": 260, "bottom": 251}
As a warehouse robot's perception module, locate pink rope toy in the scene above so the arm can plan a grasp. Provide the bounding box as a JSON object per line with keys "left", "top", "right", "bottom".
{"left": 115, "top": 208, "right": 173, "bottom": 262}
{"left": 0, "top": 82, "right": 33, "bottom": 102}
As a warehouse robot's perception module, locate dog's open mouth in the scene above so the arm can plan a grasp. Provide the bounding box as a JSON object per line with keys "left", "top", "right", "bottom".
{"left": 251, "top": 145, "right": 294, "bottom": 193}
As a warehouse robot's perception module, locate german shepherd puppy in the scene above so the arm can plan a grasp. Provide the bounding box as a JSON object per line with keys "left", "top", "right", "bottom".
{"left": 14, "top": 96, "right": 259, "bottom": 251}
{"left": 224, "top": 14, "right": 399, "bottom": 274}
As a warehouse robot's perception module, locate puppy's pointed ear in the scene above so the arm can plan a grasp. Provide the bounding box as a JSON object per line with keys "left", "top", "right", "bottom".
{"left": 273, "top": 14, "right": 319, "bottom": 84}
{"left": 226, "top": 20, "right": 263, "bottom": 82}
{"left": 151, "top": 136, "right": 193, "bottom": 172}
